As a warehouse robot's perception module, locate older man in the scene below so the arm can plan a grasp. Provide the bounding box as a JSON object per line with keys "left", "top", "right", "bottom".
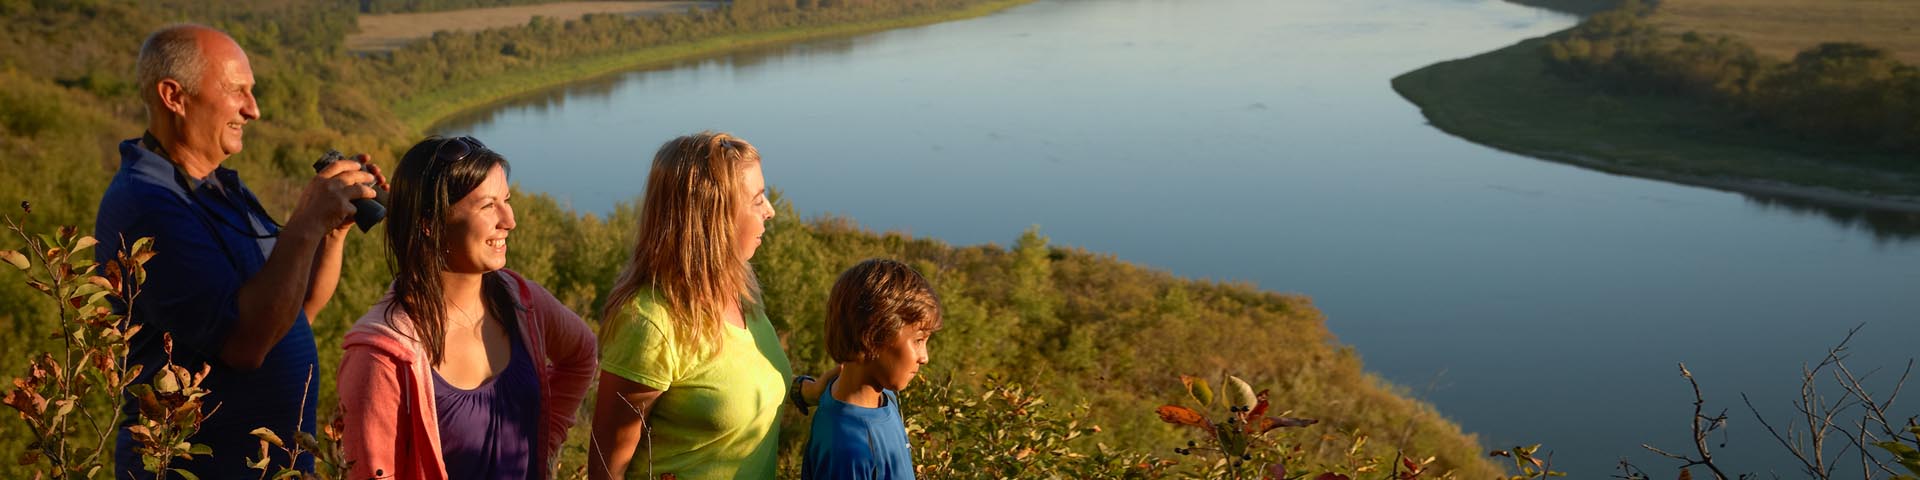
{"left": 94, "top": 24, "right": 382, "bottom": 478}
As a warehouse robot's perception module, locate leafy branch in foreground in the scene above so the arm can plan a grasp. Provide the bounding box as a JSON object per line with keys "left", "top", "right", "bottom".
{"left": 0, "top": 202, "right": 220, "bottom": 478}
{"left": 1158, "top": 373, "right": 1458, "bottom": 480}
{"left": 1489, "top": 444, "right": 1566, "bottom": 480}
{"left": 246, "top": 367, "right": 352, "bottom": 480}
{"left": 903, "top": 373, "right": 1165, "bottom": 479}
{"left": 0, "top": 202, "right": 350, "bottom": 480}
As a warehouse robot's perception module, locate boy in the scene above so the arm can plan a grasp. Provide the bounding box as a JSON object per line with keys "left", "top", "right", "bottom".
{"left": 803, "top": 259, "right": 942, "bottom": 480}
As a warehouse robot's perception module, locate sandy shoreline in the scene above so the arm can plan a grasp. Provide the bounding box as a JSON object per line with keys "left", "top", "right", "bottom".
{"left": 348, "top": 1, "right": 722, "bottom": 53}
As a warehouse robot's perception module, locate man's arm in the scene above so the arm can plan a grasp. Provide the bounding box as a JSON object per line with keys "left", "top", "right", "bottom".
{"left": 223, "top": 161, "right": 375, "bottom": 371}
{"left": 300, "top": 226, "right": 347, "bottom": 321}
{"left": 301, "top": 158, "right": 382, "bottom": 321}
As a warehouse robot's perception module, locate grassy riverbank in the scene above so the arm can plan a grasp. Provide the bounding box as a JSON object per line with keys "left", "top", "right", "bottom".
{"left": 1392, "top": 34, "right": 1920, "bottom": 212}
{"left": 397, "top": 0, "right": 1030, "bottom": 130}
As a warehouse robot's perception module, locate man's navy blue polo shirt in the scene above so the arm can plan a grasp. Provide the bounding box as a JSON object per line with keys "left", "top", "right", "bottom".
{"left": 95, "top": 137, "right": 318, "bottom": 479}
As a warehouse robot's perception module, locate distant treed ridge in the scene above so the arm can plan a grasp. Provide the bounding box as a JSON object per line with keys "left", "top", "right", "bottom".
{"left": 1544, "top": 1, "right": 1920, "bottom": 156}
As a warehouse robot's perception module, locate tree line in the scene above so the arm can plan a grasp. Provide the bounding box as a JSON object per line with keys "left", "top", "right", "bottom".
{"left": 1544, "top": 0, "right": 1920, "bottom": 157}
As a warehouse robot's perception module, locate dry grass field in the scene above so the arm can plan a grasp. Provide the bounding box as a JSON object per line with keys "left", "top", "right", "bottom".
{"left": 1650, "top": 0, "right": 1920, "bottom": 63}
{"left": 347, "top": 1, "right": 722, "bottom": 53}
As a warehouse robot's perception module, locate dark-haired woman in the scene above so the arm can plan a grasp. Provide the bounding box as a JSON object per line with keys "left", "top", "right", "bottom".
{"left": 338, "top": 136, "right": 597, "bottom": 480}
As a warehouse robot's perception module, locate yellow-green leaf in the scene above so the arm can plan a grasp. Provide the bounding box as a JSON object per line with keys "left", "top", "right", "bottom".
{"left": 250, "top": 427, "right": 285, "bottom": 448}
{"left": 1180, "top": 375, "right": 1213, "bottom": 407}
{"left": 130, "top": 237, "right": 156, "bottom": 265}
{"left": 72, "top": 236, "right": 97, "bottom": 254}
{"left": 1225, "top": 375, "right": 1256, "bottom": 409}
{"left": 0, "top": 249, "right": 27, "bottom": 270}
{"left": 51, "top": 399, "right": 75, "bottom": 425}
{"left": 154, "top": 367, "right": 179, "bottom": 394}
{"left": 248, "top": 442, "right": 272, "bottom": 470}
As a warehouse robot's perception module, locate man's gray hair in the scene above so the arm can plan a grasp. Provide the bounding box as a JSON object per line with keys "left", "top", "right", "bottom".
{"left": 136, "top": 24, "right": 213, "bottom": 107}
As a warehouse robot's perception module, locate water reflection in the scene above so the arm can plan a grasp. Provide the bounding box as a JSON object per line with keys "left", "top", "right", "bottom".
{"left": 435, "top": 34, "right": 868, "bottom": 132}
{"left": 1741, "top": 194, "right": 1920, "bottom": 243}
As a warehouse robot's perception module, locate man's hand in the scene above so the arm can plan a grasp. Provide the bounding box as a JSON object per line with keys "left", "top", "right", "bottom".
{"left": 292, "top": 156, "right": 380, "bottom": 238}
{"left": 321, "top": 155, "right": 388, "bottom": 238}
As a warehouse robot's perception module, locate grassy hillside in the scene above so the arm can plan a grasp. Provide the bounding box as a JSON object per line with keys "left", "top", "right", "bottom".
{"left": 1397, "top": 1, "right": 1920, "bottom": 211}
{"left": 1650, "top": 0, "right": 1920, "bottom": 63}
{"left": 0, "top": 0, "right": 1502, "bottom": 478}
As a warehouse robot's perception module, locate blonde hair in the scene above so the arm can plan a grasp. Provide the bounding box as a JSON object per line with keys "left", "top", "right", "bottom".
{"left": 601, "top": 131, "right": 762, "bottom": 357}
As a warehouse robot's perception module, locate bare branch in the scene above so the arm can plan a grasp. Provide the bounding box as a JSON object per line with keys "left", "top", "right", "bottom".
{"left": 1745, "top": 392, "right": 1821, "bottom": 477}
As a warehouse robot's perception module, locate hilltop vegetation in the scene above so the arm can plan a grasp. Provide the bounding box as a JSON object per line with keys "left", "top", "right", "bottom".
{"left": 1545, "top": 1, "right": 1920, "bottom": 157}
{"left": 1397, "top": 0, "right": 1920, "bottom": 210}
{"left": 0, "top": 0, "right": 1501, "bottom": 477}
{"left": 1649, "top": 0, "right": 1920, "bottom": 64}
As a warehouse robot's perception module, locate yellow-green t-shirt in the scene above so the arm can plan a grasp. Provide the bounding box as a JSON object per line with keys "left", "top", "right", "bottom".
{"left": 600, "top": 290, "right": 794, "bottom": 480}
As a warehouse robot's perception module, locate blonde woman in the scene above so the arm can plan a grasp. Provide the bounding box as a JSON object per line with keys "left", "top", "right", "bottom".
{"left": 589, "top": 132, "right": 833, "bottom": 479}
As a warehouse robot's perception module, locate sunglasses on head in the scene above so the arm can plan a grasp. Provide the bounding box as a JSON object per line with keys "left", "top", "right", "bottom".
{"left": 433, "top": 136, "right": 489, "bottom": 165}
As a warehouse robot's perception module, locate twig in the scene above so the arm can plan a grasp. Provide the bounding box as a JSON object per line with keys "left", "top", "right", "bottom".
{"left": 1682, "top": 363, "right": 1730, "bottom": 480}
{"left": 1613, "top": 457, "right": 1651, "bottom": 480}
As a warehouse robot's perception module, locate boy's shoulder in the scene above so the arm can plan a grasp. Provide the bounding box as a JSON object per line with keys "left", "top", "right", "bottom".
{"left": 803, "top": 387, "right": 916, "bottom": 479}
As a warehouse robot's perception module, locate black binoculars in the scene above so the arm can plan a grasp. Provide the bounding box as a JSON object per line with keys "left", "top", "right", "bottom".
{"left": 312, "top": 150, "right": 389, "bottom": 232}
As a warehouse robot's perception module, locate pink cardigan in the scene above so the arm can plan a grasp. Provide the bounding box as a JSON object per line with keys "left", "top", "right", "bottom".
{"left": 337, "top": 269, "right": 597, "bottom": 480}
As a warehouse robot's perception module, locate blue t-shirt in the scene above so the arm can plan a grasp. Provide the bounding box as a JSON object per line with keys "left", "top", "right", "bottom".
{"left": 97, "top": 137, "right": 319, "bottom": 479}
{"left": 802, "top": 378, "right": 916, "bottom": 480}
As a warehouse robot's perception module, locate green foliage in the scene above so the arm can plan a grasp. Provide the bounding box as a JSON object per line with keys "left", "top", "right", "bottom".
{"left": 1395, "top": 26, "right": 1920, "bottom": 206}
{"left": 1543, "top": 1, "right": 1920, "bottom": 155}
{"left": 1489, "top": 444, "right": 1567, "bottom": 479}
{"left": 1877, "top": 437, "right": 1920, "bottom": 479}
{"left": 0, "top": 210, "right": 204, "bottom": 479}
{"left": 1155, "top": 373, "right": 1466, "bottom": 480}
{"left": 902, "top": 374, "right": 1163, "bottom": 478}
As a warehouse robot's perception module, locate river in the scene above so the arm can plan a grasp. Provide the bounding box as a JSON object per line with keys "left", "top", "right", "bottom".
{"left": 433, "top": 0, "right": 1920, "bottom": 475}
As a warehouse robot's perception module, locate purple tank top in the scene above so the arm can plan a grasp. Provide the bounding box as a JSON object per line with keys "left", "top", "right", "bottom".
{"left": 432, "top": 323, "right": 542, "bottom": 480}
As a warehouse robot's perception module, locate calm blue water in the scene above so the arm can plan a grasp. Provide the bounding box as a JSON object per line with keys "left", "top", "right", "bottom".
{"left": 434, "top": 0, "right": 1920, "bottom": 475}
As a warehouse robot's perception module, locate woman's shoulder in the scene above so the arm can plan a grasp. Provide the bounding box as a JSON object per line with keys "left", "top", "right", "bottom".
{"left": 493, "top": 268, "right": 564, "bottom": 311}
{"left": 603, "top": 285, "right": 673, "bottom": 336}
{"left": 344, "top": 295, "right": 421, "bottom": 358}
{"left": 349, "top": 291, "right": 406, "bottom": 335}
{"left": 621, "top": 285, "right": 670, "bottom": 318}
